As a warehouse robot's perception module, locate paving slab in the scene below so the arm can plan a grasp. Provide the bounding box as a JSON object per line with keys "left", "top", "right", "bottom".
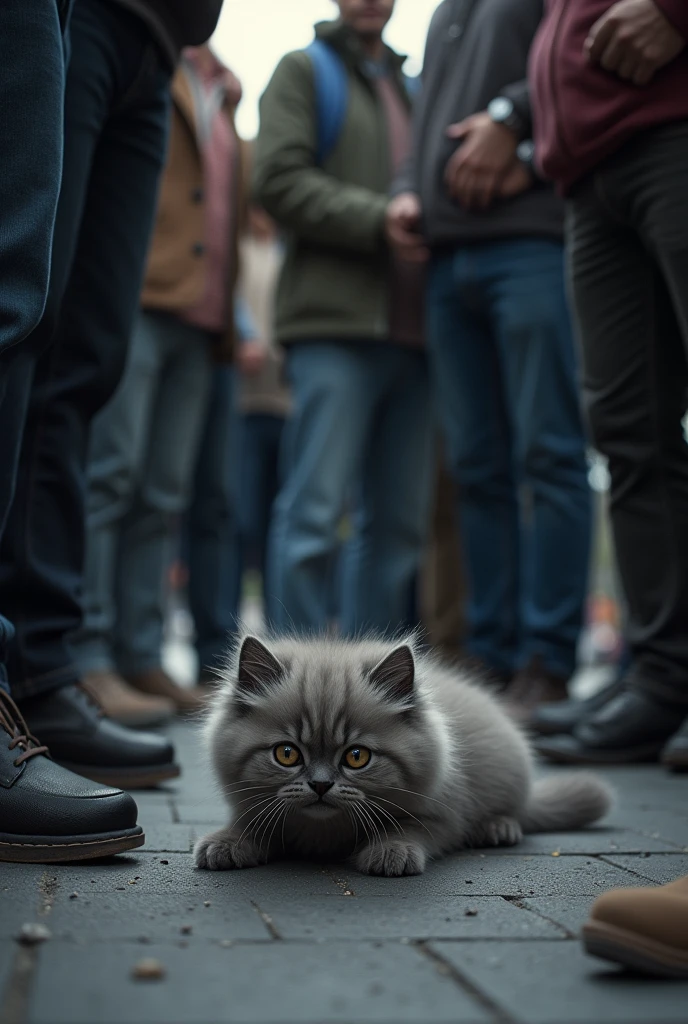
{"left": 28, "top": 940, "right": 489, "bottom": 1024}
{"left": 431, "top": 939, "right": 688, "bottom": 1024}
{"left": 333, "top": 851, "right": 643, "bottom": 898}
{"left": 263, "top": 893, "right": 563, "bottom": 940}
{"left": 600, "top": 852, "right": 688, "bottom": 885}
{"left": 520, "top": 896, "right": 598, "bottom": 937}
{"left": 138, "top": 824, "right": 196, "bottom": 853}
{"left": 45, "top": 891, "right": 270, "bottom": 942}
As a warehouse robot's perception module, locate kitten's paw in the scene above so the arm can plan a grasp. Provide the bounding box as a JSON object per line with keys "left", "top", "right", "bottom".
{"left": 479, "top": 815, "right": 523, "bottom": 848}
{"left": 355, "top": 839, "right": 426, "bottom": 877}
{"left": 194, "top": 828, "right": 261, "bottom": 870}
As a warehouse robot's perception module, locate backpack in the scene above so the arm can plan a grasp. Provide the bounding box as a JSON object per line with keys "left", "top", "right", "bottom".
{"left": 305, "top": 38, "right": 420, "bottom": 166}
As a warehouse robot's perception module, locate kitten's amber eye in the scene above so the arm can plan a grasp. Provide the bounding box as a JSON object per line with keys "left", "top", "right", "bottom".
{"left": 343, "top": 746, "right": 371, "bottom": 769}
{"left": 274, "top": 743, "right": 302, "bottom": 767}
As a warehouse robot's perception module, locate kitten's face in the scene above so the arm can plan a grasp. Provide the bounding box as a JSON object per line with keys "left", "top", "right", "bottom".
{"left": 209, "top": 637, "right": 447, "bottom": 834}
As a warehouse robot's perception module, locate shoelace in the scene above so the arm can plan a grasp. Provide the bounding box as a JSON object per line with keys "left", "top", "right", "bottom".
{"left": 0, "top": 689, "right": 49, "bottom": 767}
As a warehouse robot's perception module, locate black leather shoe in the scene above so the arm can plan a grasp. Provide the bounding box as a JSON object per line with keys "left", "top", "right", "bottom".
{"left": 18, "top": 684, "right": 180, "bottom": 789}
{"left": 529, "top": 675, "right": 626, "bottom": 736}
{"left": 661, "top": 716, "right": 688, "bottom": 772}
{"left": 0, "top": 689, "right": 144, "bottom": 862}
{"left": 534, "top": 689, "right": 687, "bottom": 765}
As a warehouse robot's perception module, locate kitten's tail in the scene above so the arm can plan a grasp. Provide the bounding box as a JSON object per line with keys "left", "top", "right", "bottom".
{"left": 519, "top": 773, "right": 614, "bottom": 833}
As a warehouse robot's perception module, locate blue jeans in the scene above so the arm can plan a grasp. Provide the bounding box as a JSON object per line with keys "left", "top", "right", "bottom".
{"left": 187, "top": 366, "right": 242, "bottom": 677}
{"left": 233, "top": 413, "right": 285, "bottom": 623}
{"left": 427, "top": 240, "right": 592, "bottom": 678}
{"left": 0, "top": 0, "right": 171, "bottom": 700}
{"left": 0, "top": 0, "right": 70, "bottom": 694}
{"left": 268, "top": 342, "right": 433, "bottom": 635}
{"left": 75, "top": 312, "right": 212, "bottom": 676}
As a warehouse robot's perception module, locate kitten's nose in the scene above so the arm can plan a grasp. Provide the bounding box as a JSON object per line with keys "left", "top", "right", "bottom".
{"left": 308, "top": 780, "right": 334, "bottom": 798}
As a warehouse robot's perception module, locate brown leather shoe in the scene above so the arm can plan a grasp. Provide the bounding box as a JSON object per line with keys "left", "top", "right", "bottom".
{"left": 504, "top": 655, "right": 568, "bottom": 724}
{"left": 124, "top": 668, "right": 209, "bottom": 715}
{"left": 583, "top": 875, "right": 688, "bottom": 978}
{"left": 83, "top": 670, "right": 174, "bottom": 729}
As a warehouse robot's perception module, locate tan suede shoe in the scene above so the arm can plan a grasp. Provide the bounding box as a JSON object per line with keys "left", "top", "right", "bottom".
{"left": 583, "top": 875, "right": 688, "bottom": 978}
{"left": 124, "top": 668, "right": 210, "bottom": 715}
{"left": 82, "top": 670, "right": 174, "bottom": 729}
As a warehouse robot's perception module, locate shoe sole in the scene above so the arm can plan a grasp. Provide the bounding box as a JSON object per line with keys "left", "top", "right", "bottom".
{"left": 0, "top": 826, "right": 145, "bottom": 864}
{"left": 583, "top": 920, "right": 688, "bottom": 979}
{"left": 58, "top": 761, "right": 181, "bottom": 790}
{"left": 534, "top": 742, "right": 663, "bottom": 765}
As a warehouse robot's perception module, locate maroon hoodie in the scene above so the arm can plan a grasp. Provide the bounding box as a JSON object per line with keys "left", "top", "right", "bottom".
{"left": 529, "top": 0, "right": 688, "bottom": 192}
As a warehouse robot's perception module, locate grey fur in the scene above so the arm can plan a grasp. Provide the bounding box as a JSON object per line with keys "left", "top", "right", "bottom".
{"left": 195, "top": 635, "right": 614, "bottom": 877}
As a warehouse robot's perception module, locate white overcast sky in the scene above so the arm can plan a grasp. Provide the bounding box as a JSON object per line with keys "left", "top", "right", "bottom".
{"left": 211, "top": 0, "right": 437, "bottom": 138}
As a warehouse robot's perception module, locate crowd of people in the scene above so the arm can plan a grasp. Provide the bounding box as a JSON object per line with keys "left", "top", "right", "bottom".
{"left": 1, "top": 0, "right": 687, "bottom": 978}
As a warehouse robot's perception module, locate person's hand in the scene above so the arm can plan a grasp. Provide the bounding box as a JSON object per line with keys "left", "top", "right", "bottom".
{"left": 585, "top": 0, "right": 685, "bottom": 85}
{"left": 237, "top": 338, "right": 268, "bottom": 376}
{"left": 498, "top": 160, "right": 533, "bottom": 199}
{"left": 444, "top": 112, "right": 518, "bottom": 210}
{"left": 385, "top": 192, "right": 429, "bottom": 262}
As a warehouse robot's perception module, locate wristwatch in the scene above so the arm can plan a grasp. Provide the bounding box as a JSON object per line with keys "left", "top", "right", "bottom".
{"left": 487, "top": 96, "right": 524, "bottom": 138}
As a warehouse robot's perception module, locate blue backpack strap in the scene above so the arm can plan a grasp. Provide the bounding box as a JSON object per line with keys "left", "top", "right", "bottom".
{"left": 305, "top": 39, "right": 349, "bottom": 166}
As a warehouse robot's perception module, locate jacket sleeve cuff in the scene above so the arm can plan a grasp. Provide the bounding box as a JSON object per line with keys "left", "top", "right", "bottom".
{"left": 499, "top": 80, "right": 532, "bottom": 141}
{"left": 653, "top": 0, "right": 688, "bottom": 40}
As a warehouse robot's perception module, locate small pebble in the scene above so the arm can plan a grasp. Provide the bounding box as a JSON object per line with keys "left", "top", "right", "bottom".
{"left": 132, "top": 958, "right": 166, "bottom": 981}
{"left": 219, "top": 940, "right": 232, "bottom": 949}
{"left": 160, "top": 860, "right": 169, "bottom": 865}
{"left": 116, "top": 887, "right": 125, "bottom": 891}
{"left": 551, "top": 851, "right": 560, "bottom": 857}
{"left": 203, "top": 901, "right": 211, "bottom": 907}
{"left": 464, "top": 908, "right": 478, "bottom": 917}
{"left": 69, "top": 892, "right": 79, "bottom": 900}
{"left": 17, "top": 923, "right": 51, "bottom": 945}
{"left": 180, "top": 924, "right": 193, "bottom": 935}
{"left": 465, "top": 880, "right": 473, "bottom": 885}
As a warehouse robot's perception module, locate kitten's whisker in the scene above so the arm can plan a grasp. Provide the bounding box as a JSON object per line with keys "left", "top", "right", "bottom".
{"left": 256, "top": 800, "right": 285, "bottom": 857}
{"left": 357, "top": 802, "right": 384, "bottom": 847}
{"left": 229, "top": 795, "right": 276, "bottom": 829}
{"left": 265, "top": 803, "right": 287, "bottom": 858}
{"left": 350, "top": 803, "right": 371, "bottom": 848}
{"left": 281, "top": 804, "right": 292, "bottom": 851}
{"left": 371, "top": 794, "right": 435, "bottom": 839}
{"left": 379, "top": 785, "right": 449, "bottom": 810}
{"left": 368, "top": 799, "right": 404, "bottom": 837}
{"left": 234, "top": 797, "right": 280, "bottom": 845}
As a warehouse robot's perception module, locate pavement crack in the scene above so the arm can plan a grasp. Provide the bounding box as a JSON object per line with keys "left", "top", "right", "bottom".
{"left": 251, "top": 901, "right": 282, "bottom": 940}
{"left": 324, "top": 867, "right": 356, "bottom": 896}
{"left": 2, "top": 946, "right": 38, "bottom": 1024}
{"left": 501, "top": 895, "right": 576, "bottom": 939}
{"left": 416, "top": 942, "right": 516, "bottom": 1023}
{"left": 39, "top": 872, "right": 58, "bottom": 916}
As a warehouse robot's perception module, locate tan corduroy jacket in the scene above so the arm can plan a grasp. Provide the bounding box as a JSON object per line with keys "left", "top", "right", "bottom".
{"left": 140, "top": 63, "right": 245, "bottom": 362}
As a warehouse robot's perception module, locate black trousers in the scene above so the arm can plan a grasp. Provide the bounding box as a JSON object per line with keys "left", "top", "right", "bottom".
{"left": 0, "top": 0, "right": 170, "bottom": 697}
{"left": 568, "top": 121, "right": 688, "bottom": 706}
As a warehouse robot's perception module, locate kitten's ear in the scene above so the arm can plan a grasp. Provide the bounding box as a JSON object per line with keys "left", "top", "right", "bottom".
{"left": 236, "top": 636, "right": 284, "bottom": 697}
{"left": 369, "top": 645, "right": 415, "bottom": 704}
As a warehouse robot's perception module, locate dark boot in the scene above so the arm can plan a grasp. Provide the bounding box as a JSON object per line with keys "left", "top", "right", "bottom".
{"left": 18, "top": 683, "right": 180, "bottom": 789}
{"left": 534, "top": 689, "right": 687, "bottom": 765}
{"left": 529, "top": 674, "right": 626, "bottom": 735}
{"left": 0, "top": 688, "right": 144, "bottom": 862}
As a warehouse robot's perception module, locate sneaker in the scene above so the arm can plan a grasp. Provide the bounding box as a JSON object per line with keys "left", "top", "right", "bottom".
{"left": 0, "top": 688, "right": 144, "bottom": 862}
{"left": 83, "top": 670, "right": 174, "bottom": 729}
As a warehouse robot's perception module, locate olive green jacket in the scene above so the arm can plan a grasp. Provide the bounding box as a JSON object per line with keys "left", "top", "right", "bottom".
{"left": 252, "top": 20, "right": 412, "bottom": 344}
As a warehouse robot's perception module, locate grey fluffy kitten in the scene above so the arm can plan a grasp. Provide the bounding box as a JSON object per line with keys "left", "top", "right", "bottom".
{"left": 195, "top": 635, "right": 613, "bottom": 877}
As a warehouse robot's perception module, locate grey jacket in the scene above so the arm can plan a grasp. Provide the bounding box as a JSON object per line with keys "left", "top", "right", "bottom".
{"left": 396, "top": 0, "right": 563, "bottom": 247}
{"left": 106, "top": 0, "right": 224, "bottom": 67}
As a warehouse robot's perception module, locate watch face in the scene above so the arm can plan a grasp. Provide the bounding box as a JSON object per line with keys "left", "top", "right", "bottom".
{"left": 489, "top": 97, "right": 513, "bottom": 123}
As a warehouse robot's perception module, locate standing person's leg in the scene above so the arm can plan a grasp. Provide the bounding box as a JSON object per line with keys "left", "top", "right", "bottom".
{"left": 342, "top": 346, "right": 433, "bottom": 636}
{"left": 267, "top": 343, "right": 374, "bottom": 633}
{"left": 187, "top": 365, "right": 241, "bottom": 679}
{"left": 0, "top": 0, "right": 146, "bottom": 861}
{"left": 536, "top": 140, "right": 688, "bottom": 763}
{"left": 118, "top": 318, "right": 212, "bottom": 711}
{"left": 426, "top": 251, "right": 518, "bottom": 683}
{"left": 0, "top": 0, "right": 68, "bottom": 694}
{"left": 0, "top": 0, "right": 178, "bottom": 786}
{"left": 487, "top": 240, "right": 592, "bottom": 708}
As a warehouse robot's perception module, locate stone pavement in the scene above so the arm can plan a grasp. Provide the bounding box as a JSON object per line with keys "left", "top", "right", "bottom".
{"left": 2, "top": 721, "right": 687, "bottom": 1024}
